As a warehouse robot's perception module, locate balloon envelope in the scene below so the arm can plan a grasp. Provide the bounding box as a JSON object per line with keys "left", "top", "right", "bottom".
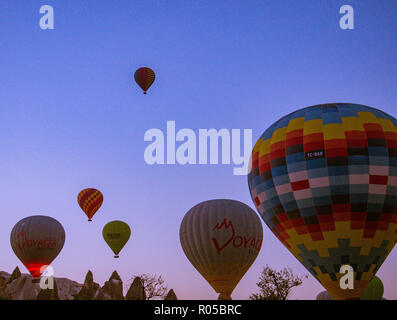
{"left": 248, "top": 103, "right": 397, "bottom": 299}
{"left": 134, "top": 67, "right": 155, "bottom": 94}
{"left": 316, "top": 290, "right": 333, "bottom": 300}
{"left": 180, "top": 199, "right": 263, "bottom": 299}
{"left": 10, "top": 215, "right": 65, "bottom": 278}
{"left": 361, "top": 276, "right": 384, "bottom": 300}
{"left": 102, "top": 221, "right": 131, "bottom": 258}
{"left": 77, "top": 188, "right": 103, "bottom": 221}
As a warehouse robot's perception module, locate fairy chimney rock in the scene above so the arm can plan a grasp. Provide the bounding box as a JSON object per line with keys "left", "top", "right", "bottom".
{"left": 74, "top": 270, "right": 100, "bottom": 300}
{"left": 126, "top": 277, "right": 146, "bottom": 300}
{"left": 7, "top": 266, "right": 21, "bottom": 284}
{"left": 95, "top": 271, "right": 124, "bottom": 300}
{"left": 165, "top": 289, "right": 177, "bottom": 300}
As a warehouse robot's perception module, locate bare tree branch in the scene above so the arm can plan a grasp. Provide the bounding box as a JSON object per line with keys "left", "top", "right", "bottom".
{"left": 250, "top": 265, "right": 307, "bottom": 300}
{"left": 127, "top": 274, "right": 168, "bottom": 300}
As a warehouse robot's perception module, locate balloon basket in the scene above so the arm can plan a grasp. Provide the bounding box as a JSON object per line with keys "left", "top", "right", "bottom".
{"left": 88, "top": 219, "right": 92, "bottom": 222}
{"left": 217, "top": 293, "right": 232, "bottom": 300}
{"left": 143, "top": 91, "right": 147, "bottom": 94}
{"left": 114, "top": 255, "right": 119, "bottom": 259}
{"left": 32, "top": 278, "right": 40, "bottom": 283}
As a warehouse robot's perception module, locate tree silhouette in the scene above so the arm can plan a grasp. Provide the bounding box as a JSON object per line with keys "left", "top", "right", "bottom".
{"left": 250, "top": 265, "right": 307, "bottom": 300}
{"left": 127, "top": 274, "right": 168, "bottom": 300}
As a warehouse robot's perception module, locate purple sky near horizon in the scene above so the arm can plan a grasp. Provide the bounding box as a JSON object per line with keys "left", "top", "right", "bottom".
{"left": 0, "top": 1, "right": 396, "bottom": 299}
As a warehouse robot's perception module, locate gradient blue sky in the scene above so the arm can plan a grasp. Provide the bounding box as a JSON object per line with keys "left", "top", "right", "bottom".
{"left": 0, "top": 1, "right": 396, "bottom": 299}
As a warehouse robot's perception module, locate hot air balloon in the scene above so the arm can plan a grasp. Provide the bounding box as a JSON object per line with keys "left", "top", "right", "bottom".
{"left": 103, "top": 221, "right": 131, "bottom": 258}
{"left": 248, "top": 103, "right": 397, "bottom": 300}
{"left": 77, "top": 188, "right": 103, "bottom": 222}
{"left": 134, "top": 67, "right": 155, "bottom": 94}
{"left": 180, "top": 199, "right": 263, "bottom": 300}
{"left": 10, "top": 216, "right": 65, "bottom": 280}
{"left": 361, "top": 276, "right": 384, "bottom": 300}
{"left": 316, "top": 290, "right": 333, "bottom": 300}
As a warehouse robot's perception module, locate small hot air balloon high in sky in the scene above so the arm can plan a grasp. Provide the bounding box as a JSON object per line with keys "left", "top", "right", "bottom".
{"left": 103, "top": 220, "right": 131, "bottom": 258}
{"left": 10, "top": 215, "right": 65, "bottom": 280}
{"left": 248, "top": 103, "right": 397, "bottom": 300}
{"left": 180, "top": 199, "right": 263, "bottom": 300}
{"left": 134, "top": 67, "right": 155, "bottom": 94}
{"left": 77, "top": 188, "right": 103, "bottom": 222}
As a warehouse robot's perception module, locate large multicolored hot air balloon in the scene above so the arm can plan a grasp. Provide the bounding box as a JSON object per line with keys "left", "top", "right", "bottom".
{"left": 248, "top": 103, "right": 397, "bottom": 300}
{"left": 361, "top": 275, "right": 384, "bottom": 300}
{"left": 134, "top": 67, "right": 155, "bottom": 94}
{"left": 10, "top": 216, "right": 65, "bottom": 280}
{"left": 77, "top": 188, "right": 103, "bottom": 222}
{"left": 180, "top": 199, "right": 263, "bottom": 300}
{"left": 102, "top": 221, "right": 131, "bottom": 258}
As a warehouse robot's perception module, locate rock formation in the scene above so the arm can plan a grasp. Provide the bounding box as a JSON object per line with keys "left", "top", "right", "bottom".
{"left": 95, "top": 271, "right": 124, "bottom": 300}
{"left": 4, "top": 267, "right": 82, "bottom": 300}
{"left": 126, "top": 277, "right": 146, "bottom": 300}
{"left": 36, "top": 279, "right": 60, "bottom": 300}
{"left": 165, "top": 289, "right": 177, "bottom": 300}
{"left": 56, "top": 278, "right": 83, "bottom": 300}
{"left": 74, "top": 271, "right": 100, "bottom": 300}
{"left": 0, "top": 268, "right": 175, "bottom": 300}
{"left": 0, "top": 276, "right": 10, "bottom": 300}
{"left": 7, "top": 266, "right": 21, "bottom": 284}
{"left": 6, "top": 274, "right": 41, "bottom": 300}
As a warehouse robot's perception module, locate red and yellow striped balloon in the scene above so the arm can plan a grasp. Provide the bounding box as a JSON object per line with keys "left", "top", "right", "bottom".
{"left": 134, "top": 67, "right": 155, "bottom": 94}
{"left": 77, "top": 188, "right": 103, "bottom": 222}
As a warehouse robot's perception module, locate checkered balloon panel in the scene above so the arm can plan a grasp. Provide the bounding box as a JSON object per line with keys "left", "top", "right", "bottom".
{"left": 248, "top": 103, "right": 397, "bottom": 299}
{"left": 77, "top": 188, "right": 103, "bottom": 220}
